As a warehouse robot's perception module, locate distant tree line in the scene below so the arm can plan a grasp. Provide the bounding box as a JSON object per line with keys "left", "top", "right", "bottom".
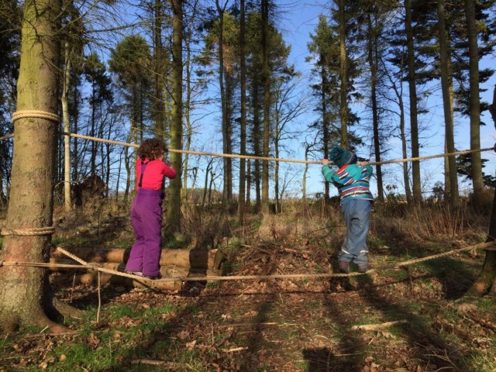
{"left": 0, "top": 0, "right": 495, "bottom": 222}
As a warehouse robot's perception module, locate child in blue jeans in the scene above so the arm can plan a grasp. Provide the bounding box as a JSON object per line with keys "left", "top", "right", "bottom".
{"left": 321, "top": 147, "right": 373, "bottom": 273}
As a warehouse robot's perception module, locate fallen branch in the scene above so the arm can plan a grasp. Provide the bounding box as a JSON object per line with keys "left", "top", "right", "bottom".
{"left": 131, "top": 359, "right": 185, "bottom": 367}
{"left": 222, "top": 347, "right": 248, "bottom": 353}
{"left": 351, "top": 320, "right": 407, "bottom": 331}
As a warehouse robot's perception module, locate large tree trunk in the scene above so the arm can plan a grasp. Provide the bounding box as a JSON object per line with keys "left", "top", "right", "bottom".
{"left": 238, "top": 0, "right": 247, "bottom": 222}
{"left": 465, "top": 0, "right": 484, "bottom": 209}
{"left": 338, "top": 0, "right": 348, "bottom": 148}
{"left": 0, "top": 0, "right": 63, "bottom": 332}
{"left": 405, "top": 0, "right": 422, "bottom": 203}
{"left": 261, "top": 0, "right": 270, "bottom": 213}
{"left": 166, "top": 0, "right": 183, "bottom": 234}
{"left": 437, "top": 0, "right": 459, "bottom": 208}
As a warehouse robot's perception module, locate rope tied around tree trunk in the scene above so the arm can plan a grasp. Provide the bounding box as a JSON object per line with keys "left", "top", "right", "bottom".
{"left": 12, "top": 110, "right": 60, "bottom": 123}
{"left": 0, "top": 226, "right": 55, "bottom": 236}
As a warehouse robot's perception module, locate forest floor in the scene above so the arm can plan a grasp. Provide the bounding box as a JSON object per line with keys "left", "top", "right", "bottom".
{"left": 1, "top": 203, "right": 496, "bottom": 371}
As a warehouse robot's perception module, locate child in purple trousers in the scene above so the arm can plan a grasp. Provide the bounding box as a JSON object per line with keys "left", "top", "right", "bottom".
{"left": 125, "top": 138, "right": 176, "bottom": 279}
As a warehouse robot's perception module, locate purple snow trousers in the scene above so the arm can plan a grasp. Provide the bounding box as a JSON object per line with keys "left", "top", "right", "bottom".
{"left": 125, "top": 189, "right": 163, "bottom": 277}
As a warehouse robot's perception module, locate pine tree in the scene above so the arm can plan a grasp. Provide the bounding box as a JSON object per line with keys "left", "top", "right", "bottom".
{"left": 307, "top": 14, "right": 340, "bottom": 201}
{"left": 109, "top": 35, "right": 151, "bottom": 201}
{"left": 0, "top": 0, "right": 65, "bottom": 332}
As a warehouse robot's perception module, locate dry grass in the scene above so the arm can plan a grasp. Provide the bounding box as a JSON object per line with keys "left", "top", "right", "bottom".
{"left": 254, "top": 199, "right": 489, "bottom": 251}
{"left": 372, "top": 201, "right": 488, "bottom": 245}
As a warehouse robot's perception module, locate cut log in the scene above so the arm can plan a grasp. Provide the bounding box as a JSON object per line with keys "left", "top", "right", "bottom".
{"left": 50, "top": 263, "right": 122, "bottom": 286}
{"left": 50, "top": 247, "right": 225, "bottom": 271}
{"left": 50, "top": 263, "right": 220, "bottom": 290}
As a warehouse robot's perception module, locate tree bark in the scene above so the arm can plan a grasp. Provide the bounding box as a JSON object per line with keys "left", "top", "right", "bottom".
{"left": 261, "top": 0, "right": 270, "bottom": 213}
{"left": 321, "top": 61, "right": 330, "bottom": 202}
{"left": 61, "top": 41, "right": 72, "bottom": 211}
{"left": 238, "top": 0, "right": 247, "bottom": 222}
{"left": 387, "top": 68, "right": 412, "bottom": 203}
{"left": 367, "top": 12, "right": 384, "bottom": 202}
{"left": 437, "top": 0, "right": 459, "bottom": 208}
{"left": 274, "top": 118, "right": 280, "bottom": 213}
{"left": 405, "top": 0, "right": 422, "bottom": 203}
{"left": 465, "top": 0, "right": 484, "bottom": 208}
{"left": 338, "top": 0, "right": 348, "bottom": 148}
{"left": 216, "top": 0, "right": 232, "bottom": 207}
{"left": 72, "top": 80, "right": 79, "bottom": 185}
{"left": 182, "top": 0, "right": 199, "bottom": 200}
{"left": 166, "top": 0, "right": 183, "bottom": 234}
{"left": 152, "top": 0, "right": 166, "bottom": 140}
{"left": 0, "top": 0, "right": 64, "bottom": 332}
{"left": 90, "top": 80, "right": 97, "bottom": 176}
{"left": 252, "top": 77, "right": 261, "bottom": 210}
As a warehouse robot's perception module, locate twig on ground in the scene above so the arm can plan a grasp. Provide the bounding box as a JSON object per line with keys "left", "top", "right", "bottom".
{"left": 222, "top": 347, "right": 248, "bottom": 353}
{"left": 351, "top": 320, "right": 407, "bottom": 331}
{"left": 131, "top": 359, "right": 187, "bottom": 367}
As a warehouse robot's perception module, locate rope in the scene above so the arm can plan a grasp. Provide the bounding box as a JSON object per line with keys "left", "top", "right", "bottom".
{"left": 63, "top": 132, "right": 317, "bottom": 165}
{"left": 1, "top": 241, "right": 493, "bottom": 282}
{"left": 0, "top": 226, "right": 55, "bottom": 236}
{"left": 62, "top": 132, "right": 495, "bottom": 166}
{"left": 12, "top": 110, "right": 60, "bottom": 123}
{"left": 0, "top": 131, "right": 493, "bottom": 166}
{"left": 395, "top": 241, "right": 491, "bottom": 267}
{"left": 0, "top": 134, "right": 13, "bottom": 141}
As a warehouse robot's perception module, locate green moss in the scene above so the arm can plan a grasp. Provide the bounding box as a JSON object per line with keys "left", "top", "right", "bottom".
{"left": 106, "top": 304, "right": 140, "bottom": 321}
{"left": 476, "top": 297, "right": 496, "bottom": 312}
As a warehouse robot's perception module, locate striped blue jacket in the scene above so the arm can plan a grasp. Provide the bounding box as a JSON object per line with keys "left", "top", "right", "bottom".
{"left": 322, "top": 163, "right": 373, "bottom": 202}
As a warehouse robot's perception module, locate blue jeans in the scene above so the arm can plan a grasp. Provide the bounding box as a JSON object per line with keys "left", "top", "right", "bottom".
{"left": 339, "top": 198, "right": 372, "bottom": 266}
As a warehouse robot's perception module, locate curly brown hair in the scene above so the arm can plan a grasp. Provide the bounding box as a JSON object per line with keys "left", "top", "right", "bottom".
{"left": 138, "top": 138, "right": 167, "bottom": 160}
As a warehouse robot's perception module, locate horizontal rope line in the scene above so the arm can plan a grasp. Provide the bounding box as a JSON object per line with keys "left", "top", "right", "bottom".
{"left": 63, "top": 132, "right": 317, "bottom": 165}
{"left": 0, "top": 131, "right": 493, "bottom": 166}
{"left": 1, "top": 241, "right": 493, "bottom": 282}
{"left": 59, "top": 133, "right": 496, "bottom": 166}
{"left": 0, "top": 134, "right": 13, "bottom": 141}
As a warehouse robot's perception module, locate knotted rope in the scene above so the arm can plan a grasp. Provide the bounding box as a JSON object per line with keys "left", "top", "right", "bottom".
{"left": 1, "top": 226, "right": 55, "bottom": 236}
{"left": 12, "top": 110, "right": 60, "bottom": 123}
